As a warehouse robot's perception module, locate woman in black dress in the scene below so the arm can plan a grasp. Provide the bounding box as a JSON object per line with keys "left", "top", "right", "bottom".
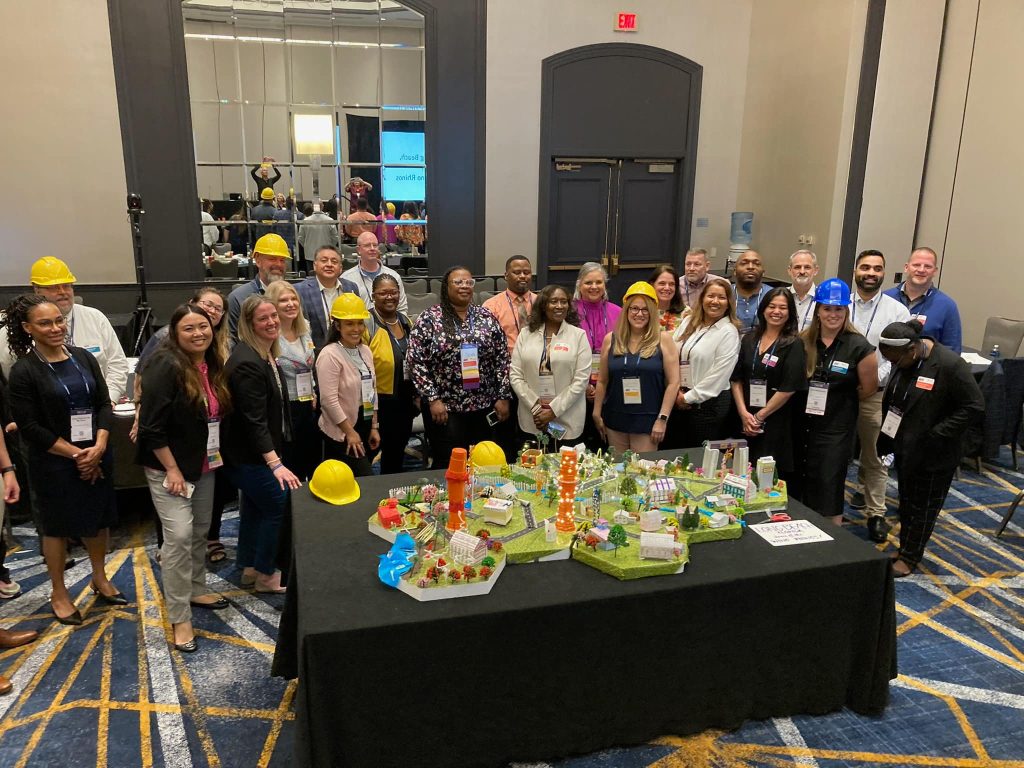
{"left": 5, "top": 294, "right": 125, "bottom": 625}
{"left": 730, "top": 288, "right": 807, "bottom": 483}
{"left": 793, "top": 279, "right": 877, "bottom": 523}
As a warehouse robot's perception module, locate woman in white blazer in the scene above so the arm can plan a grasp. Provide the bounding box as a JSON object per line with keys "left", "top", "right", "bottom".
{"left": 666, "top": 277, "right": 742, "bottom": 449}
{"left": 510, "top": 285, "right": 592, "bottom": 443}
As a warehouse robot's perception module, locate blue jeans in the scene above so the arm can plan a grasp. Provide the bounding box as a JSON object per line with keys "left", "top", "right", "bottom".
{"left": 226, "top": 463, "right": 288, "bottom": 576}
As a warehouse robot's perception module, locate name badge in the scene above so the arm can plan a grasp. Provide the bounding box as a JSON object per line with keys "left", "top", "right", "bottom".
{"left": 881, "top": 407, "right": 903, "bottom": 438}
{"left": 750, "top": 379, "right": 768, "bottom": 408}
{"left": 767, "top": 355, "right": 779, "bottom": 368}
{"left": 830, "top": 360, "right": 849, "bottom": 374}
{"left": 590, "top": 353, "right": 601, "bottom": 383}
{"left": 296, "top": 371, "right": 314, "bottom": 401}
{"left": 915, "top": 376, "right": 934, "bottom": 391}
{"left": 912, "top": 314, "right": 927, "bottom": 327}
{"left": 460, "top": 343, "right": 480, "bottom": 390}
{"left": 552, "top": 343, "right": 570, "bottom": 353}
{"left": 361, "top": 373, "right": 375, "bottom": 418}
{"left": 206, "top": 419, "right": 220, "bottom": 452}
{"left": 622, "top": 377, "right": 642, "bottom": 405}
{"left": 805, "top": 381, "right": 828, "bottom": 415}
{"left": 85, "top": 345, "right": 101, "bottom": 357}
{"left": 70, "top": 408, "right": 93, "bottom": 443}
{"left": 536, "top": 373, "right": 556, "bottom": 402}
{"left": 679, "top": 360, "right": 693, "bottom": 389}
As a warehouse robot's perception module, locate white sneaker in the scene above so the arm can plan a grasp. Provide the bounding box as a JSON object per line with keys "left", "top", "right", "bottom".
{"left": 0, "top": 580, "right": 20, "bottom": 598}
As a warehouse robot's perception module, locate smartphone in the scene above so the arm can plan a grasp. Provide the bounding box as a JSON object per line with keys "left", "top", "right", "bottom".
{"left": 547, "top": 422, "right": 567, "bottom": 440}
{"left": 163, "top": 476, "right": 196, "bottom": 499}
{"left": 485, "top": 410, "right": 500, "bottom": 427}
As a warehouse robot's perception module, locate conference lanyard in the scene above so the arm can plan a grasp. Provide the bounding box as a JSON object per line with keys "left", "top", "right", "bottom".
{"left": 36, "top": 347, "right": 92, "bottom": 402}
{"left": 505, "top": 292, "right": 531, "bottom": 334}
{"left": 680, "top": 327, "right": 712, "bottom": 362}
{"left": 800, "top": 299, "right": 814, "bottom": 330}
{"left": 892, "top": 355, "right": 926, "bottom": 408}
{"left": 853, "top": 298, "right": 880, "bottom": 337}
{"left": 752, "top": 336, "right": 780, "bottom": 375}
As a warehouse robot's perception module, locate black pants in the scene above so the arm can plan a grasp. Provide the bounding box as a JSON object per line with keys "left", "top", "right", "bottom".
{"left": 424, "top": 407, "right": 497, "bottom": 468}
{"left": 579, "top": 397, "right": 609, "bottom": 453}
{"left": 665, "top": 390, "right": 732, "bottom": 450}
{"left": 283, "top": 400, "right": 323, "bottom": 482}
{"left": 376, "top": 384, "right": 418, "bottom": 475}
{"left": 494, "top": 394, "right": 521, "bottom": 463}
{"left": 895, "top": 464, "right": 955, "bottom": 567}
{"left": 323, "top": 414, "right": 374, "bottom": 477}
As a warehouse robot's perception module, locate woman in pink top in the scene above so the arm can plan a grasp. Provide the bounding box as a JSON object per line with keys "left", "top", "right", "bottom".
{"left": 315, "top": 295, "right": 380, "bottom": 477}
{"left": 572, "top": 262, "right": 622, "bottom": 451}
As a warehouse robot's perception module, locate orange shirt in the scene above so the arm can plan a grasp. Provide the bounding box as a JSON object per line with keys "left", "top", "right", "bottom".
{"left": 482, "top": 289, "right": 537, "bottom": 352}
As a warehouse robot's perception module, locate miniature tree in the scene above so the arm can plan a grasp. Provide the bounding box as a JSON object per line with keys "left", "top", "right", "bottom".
{"left": 618, "top": 475, "right": 638, "bottom": 498}
{"left": 773, "top": 465, "right": 780, "bottom": 488}
{"left": 608, "top": 525, "right": 629, "bottom": 556}
{"left": 449, "top": 570, "right": 462, "bottom": 583}
{"left": 621, "top": 449, "right": 634, "bottom": 466}
{"left": 479, "top": 566, "right": 493, "bottom": 580}
{"left": 490, "top": 541, "right": 503, "bottom": 553}
{"left": 477, "top": 529, "right": 491, "bottom": 540}
{"left": 481, "top": 556, "right": 496, "bottom": 569}
{"left": 462, "top": 566, "right": 476, "bottom": 582}
{"left": 622, "top": 496, "right": 636, "bottom": 513}
{"left": 538, "top": 431, "right": 550, "bottom": 454}
{"left": 681, "top": 453, "right": 690, "bottom": 471}
{"left": 545, "top": 479, "right": 559, "bottom": 509}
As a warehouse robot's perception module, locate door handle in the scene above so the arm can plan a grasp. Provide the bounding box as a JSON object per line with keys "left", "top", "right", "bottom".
{"left": 601, "top": 253, "right": 609, "bottom": 269}
{"left": 611, "top": 253, "right": 620, "bottom": 275}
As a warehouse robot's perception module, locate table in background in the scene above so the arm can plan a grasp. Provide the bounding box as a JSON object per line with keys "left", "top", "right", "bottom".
{"left": 272, "top": 451, "right": 897, "bottom": 768}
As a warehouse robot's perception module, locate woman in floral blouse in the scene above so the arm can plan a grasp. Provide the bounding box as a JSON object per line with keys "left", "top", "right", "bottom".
{"left": 407, "top": 266, "right": 512, "bottom": 466}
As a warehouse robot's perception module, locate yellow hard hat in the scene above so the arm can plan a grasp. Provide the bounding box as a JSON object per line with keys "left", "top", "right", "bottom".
{"left": 253, "top": 233, "right": 291, "bottom": 259}
{"left": 470, "top": 441, "right": 506, "bottom": 470}
{"left": 385, "top": 202, "right": 396, "bottom": 214}
{"left": 260, "top": 187, "right": 275, "bottom": 201}
{"left": 623, "top": 281, "right": 658, "bottom": 303}
{"left": 330, "top": 293, "right": 370, "bottom": 321}
{"left": 30, "top": 256, "right": 77, "bottom": 286}
{"left": 309, "top": 460, "right": 361, "bottom": 506}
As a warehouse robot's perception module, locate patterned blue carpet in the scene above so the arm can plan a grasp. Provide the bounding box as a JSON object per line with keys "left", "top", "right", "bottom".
{"left": 0, "top": 450, "right": 1022, "bottom": 767}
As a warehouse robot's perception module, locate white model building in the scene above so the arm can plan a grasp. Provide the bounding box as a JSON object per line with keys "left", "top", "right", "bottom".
{"left": 756, "top": 456, "right": 776, "bottom": 490}
{"left": 647, "top": 477, "right": 676, "bottom": 504}
{"left": 701, "top": 446, "right": 720, "bottom": 477}
{"left": 613, "top": 509, "right": 634, "bottom": 525}
{"left": 722, "top": 473, "right": 756, "bottom": 504}
{"left": 639, "top": 532, "right": 679, "bottom": 560}
{"left": 639, "top": 510, "right": 662, "bottom": 532}
{"left": 483, "top": 497, "right": 514, "bottom": 526}
{"left": 733, "top": 446, "right": 749, "bottom": 475}
{"left": 448, "top": 530, "right": 487, "bottom": 565}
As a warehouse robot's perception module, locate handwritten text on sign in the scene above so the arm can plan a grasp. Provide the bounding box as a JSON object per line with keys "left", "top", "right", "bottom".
{"left": 749, "top": 520, "right": 834, "bottom": 546}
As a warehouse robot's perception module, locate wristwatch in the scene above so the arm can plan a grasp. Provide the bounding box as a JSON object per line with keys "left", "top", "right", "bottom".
{"left": 657, "top": 414, "right": 668, "bottom": 421}
{"left": 0, "top": 465, "right": 15, "bottom": 475}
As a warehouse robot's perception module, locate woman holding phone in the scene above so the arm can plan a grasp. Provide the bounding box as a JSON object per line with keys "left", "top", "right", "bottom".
{"left": 138, "top": 304, "right": 233, "bottom": 652}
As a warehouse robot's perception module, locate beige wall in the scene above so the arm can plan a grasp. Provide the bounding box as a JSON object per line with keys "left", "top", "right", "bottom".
{"left": 856, "top": 0, "right": 945, "bottom": 286}
{"left": 734, "top": 0, "right": 865, "bottom": 279}
{"left": 0, "top": 0, "right": 133, "bottom": 285}
{"left": 916, "top": 0, "right": 1024, "bottom": 349}
{"left": 485, "top": 0, "right": 754, "bottom": 275}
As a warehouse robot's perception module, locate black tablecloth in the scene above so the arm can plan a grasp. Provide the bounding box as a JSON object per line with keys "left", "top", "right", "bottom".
{"left": 272, "top": 450, "right": 897, "bottom": 768}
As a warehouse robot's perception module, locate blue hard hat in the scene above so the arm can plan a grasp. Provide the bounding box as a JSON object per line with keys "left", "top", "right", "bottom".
{"left": 814, "top": 278, "right": 851, "bottom": 307}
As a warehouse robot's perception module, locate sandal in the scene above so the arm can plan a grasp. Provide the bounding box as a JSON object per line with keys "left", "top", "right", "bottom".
{"left": 891, "top": 558, "right": 916, "bottom": 578}
{"left": 206, "top": 541, "right": 227, "bottom": 564}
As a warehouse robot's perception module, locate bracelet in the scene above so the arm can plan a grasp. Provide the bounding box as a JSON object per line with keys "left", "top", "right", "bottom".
{"left": 268, "top": 460, "right": 283, "bottom": 471}
{"left": 0, "top": 465, "right": 15, "bottom": 475}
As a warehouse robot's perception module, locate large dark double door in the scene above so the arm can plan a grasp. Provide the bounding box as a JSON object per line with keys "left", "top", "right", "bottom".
{"left": 546, "top": 157, "right": 682, "bottom": 299}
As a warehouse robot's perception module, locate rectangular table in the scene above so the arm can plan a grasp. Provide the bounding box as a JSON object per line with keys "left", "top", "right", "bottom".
{"left": 273, "top": 454, "right": 896, "bottom": 768}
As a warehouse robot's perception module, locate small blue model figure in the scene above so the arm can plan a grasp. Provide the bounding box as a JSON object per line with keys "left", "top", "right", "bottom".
{"left": 378, "top": 532, "right": 418, "bottom": 588}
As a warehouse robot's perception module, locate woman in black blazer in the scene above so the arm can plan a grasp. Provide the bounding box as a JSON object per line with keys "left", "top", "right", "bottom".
{"left": 5, "top": 294, "right": 124, "bottom": 625}
{"left": 137, "top": 304, "right": 233, "bottom": 652}
{"left": 877, "top": 319, "right": 984, "bottom": 576}
{"left": 223, "top": 295, "right": 301, "bottom": 594}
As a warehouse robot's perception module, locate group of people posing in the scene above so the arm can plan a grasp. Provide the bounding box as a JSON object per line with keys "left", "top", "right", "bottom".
{"left": 0, "top": 240, "right": 981, "bottom": 673}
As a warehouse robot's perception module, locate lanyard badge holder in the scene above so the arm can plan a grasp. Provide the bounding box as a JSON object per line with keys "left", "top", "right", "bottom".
{"left": 460, "top": 343, "right": 480, "bottom": 390}
{"left": 295, "top": 371, "right": 314, "bottom": 401}
{"left": 881, "top": 407, "right": 902, "bottom": 438}
{"left": 206, "top": 419, "right": 224, "bottom": 468}
{"left": 70, "top": 410, "right": 94, "bottom": 443}
{"left": 805, "top": 381, "right": 828, "bottom": 415}
{"left": 361, "top": 373, "right": 375, "bottom": 419}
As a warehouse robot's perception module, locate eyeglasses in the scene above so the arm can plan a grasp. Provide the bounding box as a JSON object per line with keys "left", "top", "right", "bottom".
{"left": 196, "top": 300, "right": 224, "bottom": 315}
{"left": 628, "top": 307, "right": 650, "bottom": 316}
{"left": 451, "top": 278, "right": 476, "bottom": 288}
{"left": 375, "top": 291, "right": 400, "bottom": 299}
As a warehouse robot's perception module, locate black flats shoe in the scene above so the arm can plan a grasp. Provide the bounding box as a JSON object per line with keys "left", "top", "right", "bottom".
{"left": 91, "top": 582, "right": 129, "bottom": 607}
{"left": 867, "top": 515, "right": 891, "bottom": 543}
{"left": 174, "top": 638, "right": 198, "bottom": 653}
{"left": 189, "top": 597, "right": 229, "bottom": 610}
{"left": 50, "top": 602, "right": 83, "bottom": 626}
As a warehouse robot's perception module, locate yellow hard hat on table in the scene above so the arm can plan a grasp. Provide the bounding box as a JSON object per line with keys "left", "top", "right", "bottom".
{"left": 30, "top": 256, "right": 76, "bottom": 286}
{"left": 253, "top": 233, "right": 291, "bottom": 259}
{"left": 309, "top": 460, "right": 361, "bottom": 506}
{"left": 470, "top": 441, "right": 507, "bottom": 470}
{"left": 330, "top": 293, "right": 370, "bottom": 321}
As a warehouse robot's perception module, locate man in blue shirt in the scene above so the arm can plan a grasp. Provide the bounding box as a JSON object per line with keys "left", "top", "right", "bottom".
{"left": 884, "top": 247, "right": 962, "bottom": 352}
{"left": 732, "top": 250, "right": 770, "bottom": 334}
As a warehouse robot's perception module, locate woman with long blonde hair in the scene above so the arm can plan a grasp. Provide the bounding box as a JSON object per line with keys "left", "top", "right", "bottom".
{"left": 592, "top": 282, "right": 679, "bottom": 452}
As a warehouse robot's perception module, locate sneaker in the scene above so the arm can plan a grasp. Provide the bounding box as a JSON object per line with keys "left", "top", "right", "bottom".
{"left": 0, "top": 580, "right": 20, "bottom": 598}
{"left": 849, "top": 491, "right": 866, "bottom": 510}
{"left": 867, "top": 515, "right": 891, "bottom": 543}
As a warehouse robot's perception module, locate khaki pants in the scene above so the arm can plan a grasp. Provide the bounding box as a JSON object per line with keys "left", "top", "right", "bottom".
{"left": 145, "top": 468, "right": 216, "bottom": 625}
{"left": 856, "top": 390, "right": 888, "bottom": 518}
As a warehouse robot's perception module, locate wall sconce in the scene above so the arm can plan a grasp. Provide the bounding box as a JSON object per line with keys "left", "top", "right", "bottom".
{"left": 294, "top": 114, "right": 334, "bottom": 202}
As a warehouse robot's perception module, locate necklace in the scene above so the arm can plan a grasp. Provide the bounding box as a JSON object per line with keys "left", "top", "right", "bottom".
{"left": 381, "top": 317, "right": 400, "bottom": 326}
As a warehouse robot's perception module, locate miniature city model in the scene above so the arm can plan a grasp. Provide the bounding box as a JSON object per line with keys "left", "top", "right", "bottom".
{"left": 372, "top": 441, "right": 788, "bottom": 597}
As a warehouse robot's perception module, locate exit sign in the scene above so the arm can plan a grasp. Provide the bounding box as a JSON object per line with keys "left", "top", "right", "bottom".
{"left": 615, "top": 12, "right": 638, "bottom": 31}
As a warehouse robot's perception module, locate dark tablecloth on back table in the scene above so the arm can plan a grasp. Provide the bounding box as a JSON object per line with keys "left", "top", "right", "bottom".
{"left": 272, "top": 450, "right": 897, "bottom": 768}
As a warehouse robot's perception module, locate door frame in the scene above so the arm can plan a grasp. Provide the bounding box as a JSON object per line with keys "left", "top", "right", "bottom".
{"left": 537, "top": 43, "right": 702, "bottom": 289}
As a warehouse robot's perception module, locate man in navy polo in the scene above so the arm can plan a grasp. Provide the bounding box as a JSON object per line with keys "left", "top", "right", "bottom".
{"left": 884, "top": 247, "right": 962, "bottom": 352}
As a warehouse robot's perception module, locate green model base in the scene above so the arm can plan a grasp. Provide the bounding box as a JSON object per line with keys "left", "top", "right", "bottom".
{"left": 569, "top": 542, "right": 688, "bottom": 580}
{"left": 681, "top": 523, "right": 743, "bottom": 544}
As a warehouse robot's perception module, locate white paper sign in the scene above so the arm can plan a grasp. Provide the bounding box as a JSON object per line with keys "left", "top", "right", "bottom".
{"left": 749, "top": 519, "right": 834, "bottom": 546}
